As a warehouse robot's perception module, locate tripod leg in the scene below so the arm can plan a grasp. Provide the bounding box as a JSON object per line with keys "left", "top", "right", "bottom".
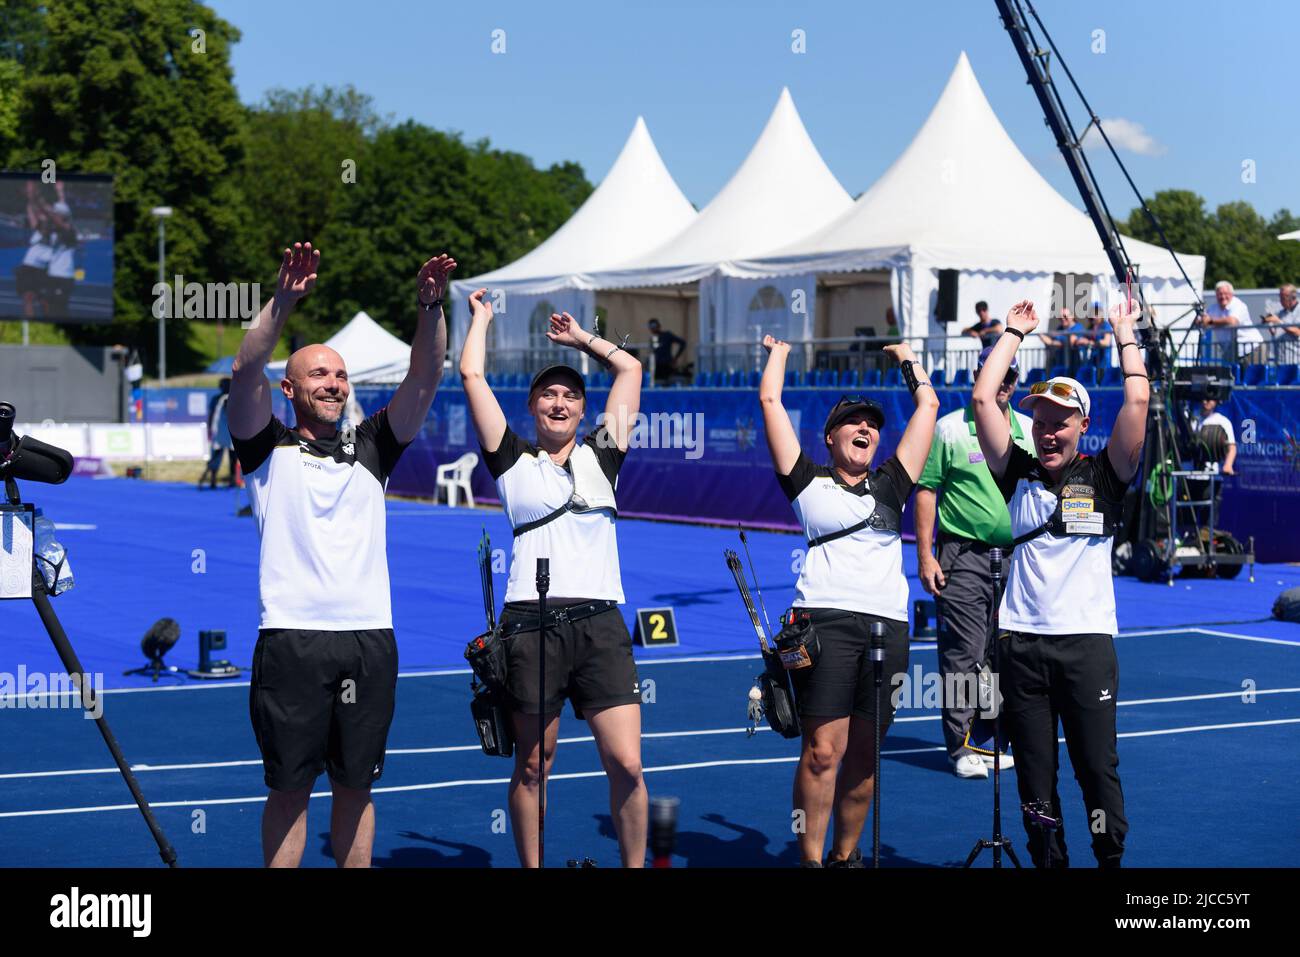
{"left": 31, "top": 587, "right": 178, "bottom": 866}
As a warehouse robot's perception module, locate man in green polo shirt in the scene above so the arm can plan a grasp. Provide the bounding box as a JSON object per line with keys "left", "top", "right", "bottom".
{"left": 916, "top": 346, "right": 1035, "bottom": 779}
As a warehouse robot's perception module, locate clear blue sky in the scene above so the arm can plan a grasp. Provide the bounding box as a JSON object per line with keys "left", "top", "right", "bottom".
{"left": 211, "top": 0, "right": 1297, "bottom": 222}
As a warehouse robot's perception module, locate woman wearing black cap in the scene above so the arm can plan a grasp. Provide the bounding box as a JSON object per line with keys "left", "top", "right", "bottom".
{"left": 972, "top": 298, "right": 1148, "bottom": 868}
{"left": 759, "top": 335, "right": 940, "bottom": 866}
{"left": 459, "top": 288, "right": 647, "bottom": 867}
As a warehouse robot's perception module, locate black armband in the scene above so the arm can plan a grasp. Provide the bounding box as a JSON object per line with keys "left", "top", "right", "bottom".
{"left": 900, "top": 360, "right": 931, "bottom": 395}
{"left": 1003, "top": 327, "right": 1025, "bottom": 341}
{"left": 1119, "top": 341, "right": 1140, "bottom": 353}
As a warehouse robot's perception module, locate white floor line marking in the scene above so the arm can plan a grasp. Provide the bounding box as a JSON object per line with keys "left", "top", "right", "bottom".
{"left": 7, "top": 626, "right": 1293, "bottom": 702}
{"left": 7, "top": 715, "right": 1298, "bottom": 819}
{"left": 5, "top": 687, "right": 1297, "bottom": 779}
{"left": 1120, "top": 627, "right": 1300, "bottom": 647}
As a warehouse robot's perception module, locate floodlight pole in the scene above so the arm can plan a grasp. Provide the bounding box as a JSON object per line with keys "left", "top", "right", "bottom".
{"left": 151, "top": 207, "right": 173, "bottom": 387}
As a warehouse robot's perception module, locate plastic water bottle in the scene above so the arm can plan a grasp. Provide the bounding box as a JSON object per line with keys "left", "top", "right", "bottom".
{"left": 33, "top": 509, "right": 74, "bottom": 595}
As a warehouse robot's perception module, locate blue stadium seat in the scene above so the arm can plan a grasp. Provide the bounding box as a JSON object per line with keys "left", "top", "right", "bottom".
{"left": 1277, "top": 364, "right": 1299, "bottom": 387}
{"left": 1049, "top": 365, "right": 1069, "bottom": 380}
{"left": 861, "top": 369, "right": 882, "bottom": 387}
{"left": 884, "top": 368, "right": 903, "bottom": 388}
{"left": 1243, "top": 364, "right": 1268, "bottom": 386}
{"left": 813, "top": 369, "right": 833, "bottom": 388}
{"left": 1024, "top": 367, "right": 1047, "bottom": 386}
{"left": 931, "top": 369, "right": 947, "bottom": 388}
{"left": 1100, "top": 365, "right": 1123, "bottom": 387}
{"left": 784, "top": 370, "right": 799, "bottom": 388}
{"left": 951, "top": 369, "right": 972, "bottom": 388}
{"left": 694, "top": 371, "right": 709, "bottom": 387}
{"left": 1075, "top": 366, "right": 1098, "bottom": 387}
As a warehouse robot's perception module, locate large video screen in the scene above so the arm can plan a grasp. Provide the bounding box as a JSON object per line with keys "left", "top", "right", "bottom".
{"left": 0, "top": 172, "right": 114, "bottom": 323}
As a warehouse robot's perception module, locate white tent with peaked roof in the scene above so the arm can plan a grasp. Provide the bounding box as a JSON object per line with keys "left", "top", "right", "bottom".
{"left": 266, "top": 310, "right": 412, "bottom": 384}
{"left": 448, "top": 116, "right": 697, "bottom": 356}
{"left": 739, "top": 52, "right": 1204, "bottom": 357}
{"left": 585, "top": 87, "right": 854, "bottom": 347}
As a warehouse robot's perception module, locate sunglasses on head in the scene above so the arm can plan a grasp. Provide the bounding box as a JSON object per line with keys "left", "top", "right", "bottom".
{"left": 1029, "top": 380, "right": 1085, "bottom": 413}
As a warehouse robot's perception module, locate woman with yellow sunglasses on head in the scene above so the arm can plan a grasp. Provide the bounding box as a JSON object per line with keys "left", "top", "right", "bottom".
{"left": 971, "top": 297, "right": 1149, "bottom": 868}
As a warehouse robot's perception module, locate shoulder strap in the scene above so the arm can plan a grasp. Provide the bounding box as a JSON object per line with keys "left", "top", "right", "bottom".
{"left": 512, "top": 501, "right": 576, "bottom": 538}
{"left": 807, "top": 518, "right": 872, "bottom": 549}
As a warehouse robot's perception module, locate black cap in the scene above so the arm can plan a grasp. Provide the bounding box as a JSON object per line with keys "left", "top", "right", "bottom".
{"left": 823, "top": 395, "right": 886, "bottom": 437}
{"left": 529, "top": 364, "right": 586, "bottom": 397}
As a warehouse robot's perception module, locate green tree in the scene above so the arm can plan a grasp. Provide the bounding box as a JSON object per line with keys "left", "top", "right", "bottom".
{"left": 1126, "top": 190, "right": 1300, "bottom": 290}
{"left": 314, "top": 121, "right": 591, "bottom": 344}
{"left": 1261, "top": 209, "right": 1300, "bottom": 289}
{"left": 10, "top": 0, "right": 248, "bottom": 372}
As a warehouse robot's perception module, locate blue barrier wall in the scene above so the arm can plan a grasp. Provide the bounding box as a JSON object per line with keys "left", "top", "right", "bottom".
{"left": 131, "top": 382, "right": 1300, "bottom": 562}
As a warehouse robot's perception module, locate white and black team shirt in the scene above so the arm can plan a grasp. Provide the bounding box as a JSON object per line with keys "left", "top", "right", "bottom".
{"left": 233, "top": 409, "right": 409, "bottom": 631}
{"left": 22, "top": 229, "right": 53, "bottom": 269}
{"left": 778, "top": 452, "right": 915, "bottom": 622}
{"left": 485, "top": 425, "right": 626, "bottom": 604}
{"left": 995, "top": 444, "right": 1127, "bottom": 636}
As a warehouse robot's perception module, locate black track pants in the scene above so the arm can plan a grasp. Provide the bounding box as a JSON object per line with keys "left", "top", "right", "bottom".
{"left": 999, "top": 630, "right": 1128, "bottom": 868}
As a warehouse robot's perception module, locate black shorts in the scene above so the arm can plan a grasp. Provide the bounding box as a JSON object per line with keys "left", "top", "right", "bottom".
{"left": 14, "top": 264, "right": 46, "bottom": 296}
{"left": 249, "top": 628, "right": 398, "bottom": 791}
{"left": 44, "top": 276, "right": 74, "bottom": 311}
{"left": 501, "top": 601, "right": 641, "bottom": 718}
{"left": 789, "top": 609, "right": 910, "bottom": 728}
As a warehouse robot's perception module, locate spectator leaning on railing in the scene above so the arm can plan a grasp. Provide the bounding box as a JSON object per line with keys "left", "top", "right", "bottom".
{"left": 1081, "top": 310, "right": 1113, "bottom": 369}
{"left": 1261, "top": 284, "right": 1300, "bottom": 364}
{"left": 1038, "top": 309, "right": 1086, "bottom": 373}
{"left": 1197, "top": 280, "right": 1263, "bottom": 364}
{"left": 965, "top": 301, "right": 1004, "bottom": 349}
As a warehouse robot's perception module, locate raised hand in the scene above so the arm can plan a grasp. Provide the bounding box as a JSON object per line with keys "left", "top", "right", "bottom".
{"left": 883, "top": 342, "right": 917, "bottom": 364}
{"left": 418, "top": 252, "right": 457, "bottom": 305}
{"left": 276, "top": 242, "right": 320, "bottom": 302}
{"left": 1005, "top": 299, "right": 1039, "bottom": 334}
{"left": 1109, "top": 298, "right": 1142, "bottom": 331}
{"left": 546, "top": 312, "right": 587, "bottom": 349}
{"left": 467, "top": 287, "right": 493, "bottom": 325}
{"left": 762, "top": 334, "right": 790, "bottom": 354}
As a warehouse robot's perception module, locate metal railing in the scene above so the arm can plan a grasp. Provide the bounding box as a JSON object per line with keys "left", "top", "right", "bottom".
{"left": 474, "top": 323, "right": 1300, "bottom": 387}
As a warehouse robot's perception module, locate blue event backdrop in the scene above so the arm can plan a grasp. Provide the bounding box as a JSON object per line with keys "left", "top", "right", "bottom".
{"left": 132, "top": 382, "right": 1300, "bottom": 561}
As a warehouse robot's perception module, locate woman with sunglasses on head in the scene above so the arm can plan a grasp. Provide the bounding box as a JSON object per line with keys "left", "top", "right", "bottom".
{"left": 972, "top": 298, "right": 1148, "bottom": 868}
{"left": 459, "top": 288, "right": 648, "bottom": 867}
{"left": 759, "top": 336, "right": 940, "bottom": 867}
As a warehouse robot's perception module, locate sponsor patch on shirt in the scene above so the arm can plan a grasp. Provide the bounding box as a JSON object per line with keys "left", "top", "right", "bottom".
{"left": 968, "top": 450, "right": 985, "bottom": 464}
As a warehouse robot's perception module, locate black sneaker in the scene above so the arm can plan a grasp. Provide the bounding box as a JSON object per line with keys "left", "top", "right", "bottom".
{"left": 799, "top": 859, "right": 823, "bottom": 868}
{"left": 825, "top": 848, "right": 865, "bottom": 868}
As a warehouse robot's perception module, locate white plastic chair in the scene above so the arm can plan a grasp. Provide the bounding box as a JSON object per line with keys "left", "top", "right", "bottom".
{"left": 436, "top": 452, "right": 478, "bottom": 508}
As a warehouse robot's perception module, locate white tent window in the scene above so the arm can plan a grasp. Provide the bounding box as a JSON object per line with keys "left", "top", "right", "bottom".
{"left": 749, "top": 285, "right": 786, "bottom": 311}
{"left": 528, "top": 300, "right": 557, "bottom": 351}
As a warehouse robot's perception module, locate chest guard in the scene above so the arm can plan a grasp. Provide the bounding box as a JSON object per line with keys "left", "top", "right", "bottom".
{"left": 1011, "top": 456, "right": 1124, "bottom": 546}
{"left": 806, "top": 470, "right": 902, "bottom": 548}
{"left": 512, "top": 442, "right": 618, "bottom": 538}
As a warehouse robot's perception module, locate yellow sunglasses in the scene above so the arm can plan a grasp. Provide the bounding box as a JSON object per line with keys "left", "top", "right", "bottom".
{"left": 1029, "top": 381, "right": 1077, "bottom": 400}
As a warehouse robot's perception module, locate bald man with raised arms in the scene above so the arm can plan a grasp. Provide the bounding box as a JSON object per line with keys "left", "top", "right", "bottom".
{"left": 228, "top": 242, "right": 456, "bottom": 867}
